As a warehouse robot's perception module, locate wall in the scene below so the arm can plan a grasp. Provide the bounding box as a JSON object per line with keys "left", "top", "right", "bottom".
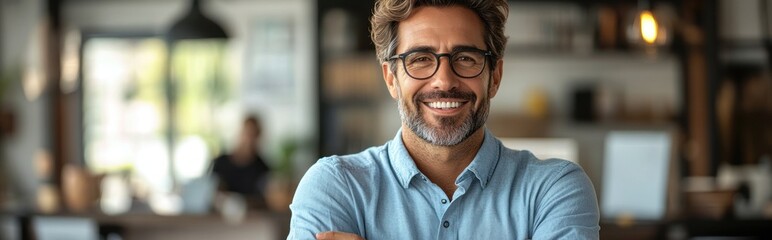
{"left": 1, "top": 0, "right": 50, "bottom": 211}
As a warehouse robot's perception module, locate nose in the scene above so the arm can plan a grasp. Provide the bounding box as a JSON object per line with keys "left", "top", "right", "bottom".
{"left": 429, "top": 56, "right": 459, "bottom": 91}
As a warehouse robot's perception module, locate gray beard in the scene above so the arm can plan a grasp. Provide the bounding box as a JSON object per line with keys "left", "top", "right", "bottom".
{"left": 396, "top": 87, "right": 490, "bottom": 146}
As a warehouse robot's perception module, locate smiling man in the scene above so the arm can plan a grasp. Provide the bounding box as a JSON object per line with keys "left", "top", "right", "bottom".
{"left": 288, "top": 0, "right": 600, "bottom": 239}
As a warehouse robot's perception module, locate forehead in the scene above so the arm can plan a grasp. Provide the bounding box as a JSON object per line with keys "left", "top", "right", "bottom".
{"left": 396, "top": 5, "right": 486, "bottom": 52}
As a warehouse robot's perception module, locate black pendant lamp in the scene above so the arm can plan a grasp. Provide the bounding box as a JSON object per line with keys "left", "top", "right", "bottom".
{"left": 167, "top": 0, "right": 229, "bottom": 41}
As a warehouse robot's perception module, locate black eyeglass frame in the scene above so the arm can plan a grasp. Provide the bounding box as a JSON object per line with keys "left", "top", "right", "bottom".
{"left": 386, "top": 48, "right": 493, "bottom": 80}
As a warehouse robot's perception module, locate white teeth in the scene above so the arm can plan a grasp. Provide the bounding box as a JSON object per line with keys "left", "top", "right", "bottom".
{"left": 428, "top": 102, "right": 461, "bottom": 109}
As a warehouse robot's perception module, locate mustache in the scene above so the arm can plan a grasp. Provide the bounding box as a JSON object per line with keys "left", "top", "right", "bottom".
{"left": 414, "top": 89, "right": 477, "bottom": 102}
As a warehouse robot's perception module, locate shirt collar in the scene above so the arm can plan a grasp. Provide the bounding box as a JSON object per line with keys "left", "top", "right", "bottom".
{"left": 387, "top": 128, "right": 501, "bottom": 189}
{"left": 461, "top": 128, "right": 501, "bottom": 189}
{"left": 388, "top": 129, "right": 421, "bottom": 188}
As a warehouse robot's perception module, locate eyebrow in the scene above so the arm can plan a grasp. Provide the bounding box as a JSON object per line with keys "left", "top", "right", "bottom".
{"left": 452, "top": 45, "right": 484, "bottom": 52}
{"left": 403, "top": 45, "right": 436, "bottom": 53}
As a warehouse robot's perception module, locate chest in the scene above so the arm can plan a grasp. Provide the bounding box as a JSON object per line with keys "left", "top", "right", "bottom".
{"left": 357, "top": 177, "right": 533, "bottom": 239}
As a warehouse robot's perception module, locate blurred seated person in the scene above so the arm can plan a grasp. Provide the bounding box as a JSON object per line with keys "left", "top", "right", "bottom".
{"left": 211, "top": 115, "right": 272, "bottom": 207}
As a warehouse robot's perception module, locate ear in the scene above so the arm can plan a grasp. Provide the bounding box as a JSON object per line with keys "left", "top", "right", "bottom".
{"left": 383, "top": 62, "right": 399, "bottom": 99}
{"left": 488, "top": 59, "right": 503, "bottom": 98}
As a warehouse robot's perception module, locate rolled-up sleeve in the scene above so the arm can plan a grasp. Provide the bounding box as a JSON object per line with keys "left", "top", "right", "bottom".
{"left": 287, "top": 158, "right": 360, "bottom": 240}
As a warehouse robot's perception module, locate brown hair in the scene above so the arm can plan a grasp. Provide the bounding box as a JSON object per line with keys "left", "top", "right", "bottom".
{"left": 370, "top": 0, "right": 509, "bottom": 72}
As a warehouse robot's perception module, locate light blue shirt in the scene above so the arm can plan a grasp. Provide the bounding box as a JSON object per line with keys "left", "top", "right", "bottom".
{"left": 288, "top": 129, "right": 600, "bottom": 239}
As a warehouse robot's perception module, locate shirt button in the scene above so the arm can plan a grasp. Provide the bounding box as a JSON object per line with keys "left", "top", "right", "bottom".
{"left": 443, "top": 221, "right": 450, "bottom": 228}
{"left": 441, "top": 199, "right": 447, "bottom": 204}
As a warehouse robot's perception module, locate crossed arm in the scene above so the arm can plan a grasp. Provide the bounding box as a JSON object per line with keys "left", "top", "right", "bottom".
{"left": 314, "top": 232, "right": 363, "bottom": 240}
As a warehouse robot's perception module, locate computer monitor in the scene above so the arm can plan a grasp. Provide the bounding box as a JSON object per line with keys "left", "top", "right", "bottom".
{"left": 32, "top": 216, "right": 99, "bottom": 240}
{"left": 600, "top": 131, "right": 672, "bottom": 221}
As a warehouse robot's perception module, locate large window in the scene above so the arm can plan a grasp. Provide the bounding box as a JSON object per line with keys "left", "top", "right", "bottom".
{"left": 82, "top": 36, "right": 238, "bottom": 195}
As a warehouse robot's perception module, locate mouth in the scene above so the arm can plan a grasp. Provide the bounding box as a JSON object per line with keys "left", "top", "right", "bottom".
{"left": 422, "top": 99, "right": 469, "bottom": 115}
{"left": 414, "top": 90, "right": 476, "bottom": 116}
{"left": 426, "top": 101, "right": 464, "bottom": 109}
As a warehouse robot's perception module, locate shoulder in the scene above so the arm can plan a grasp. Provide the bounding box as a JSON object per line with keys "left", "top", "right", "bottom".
{"left": 498, "top": 147, "right": 592, "bottom": 194}
{"left": 316, "top": 145, "right": 385, "bottom": 173}
{"left": 499, "top": 147, "right": 580, "bottom": 177}
{"left": 496, "top": 144, "right": 599, "bottom": 237}
{"left": 299, "top": 145, "right": 387, "bottom": 188}
{"left": 505, "top": 148, "right": 596, "bottom": 212}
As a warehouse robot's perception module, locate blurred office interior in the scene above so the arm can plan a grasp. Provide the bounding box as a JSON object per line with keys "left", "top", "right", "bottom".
{"left": 0, "top": 0, "right": 771, "bottom": 239}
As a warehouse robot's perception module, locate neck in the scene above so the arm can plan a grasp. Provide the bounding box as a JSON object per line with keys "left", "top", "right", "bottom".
{"left": 402, "top": 126, "right": 485, "bottom": 199}
{"left": 232, "top": 145, "right": 255, "bottom": 165}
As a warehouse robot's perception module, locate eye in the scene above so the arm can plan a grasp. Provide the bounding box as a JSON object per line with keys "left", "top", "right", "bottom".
{"left": 456, "top": 56, "right": 476, "bottom": 62}
{"left": 410, "top": 56, "right": 433, "bottom": 63}
{"left": 405, "top": 52, "right": 436, "bottom": 67}
{"left": 453, "top": 53, "right": 480, "bottom": 66}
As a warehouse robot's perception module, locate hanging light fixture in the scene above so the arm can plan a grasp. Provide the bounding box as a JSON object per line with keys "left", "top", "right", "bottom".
{"left": 167, "top": 0, "right": 229, "bottom": 41}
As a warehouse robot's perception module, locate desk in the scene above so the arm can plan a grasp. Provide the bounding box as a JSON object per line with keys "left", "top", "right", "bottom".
{"left": 94, "top": 211, "right": 290, "bottom": 240}
{"left": 601, "top": 219, "right": 772, "bottom": 240}
{"left": 8, "top": 210, "right": 290, "bottom": 240}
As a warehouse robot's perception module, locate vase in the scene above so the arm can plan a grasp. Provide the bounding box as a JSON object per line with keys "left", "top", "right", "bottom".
{"left": 62, "top": 165, "right": 98, "bottom": 213}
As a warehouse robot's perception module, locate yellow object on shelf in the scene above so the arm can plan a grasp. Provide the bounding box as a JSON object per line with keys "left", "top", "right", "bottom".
{"left": 524, "top": 87, "right": 549, "bottom": 119}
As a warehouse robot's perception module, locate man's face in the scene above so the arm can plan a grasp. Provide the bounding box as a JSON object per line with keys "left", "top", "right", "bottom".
{"left": 240, "top": 122, "right": 259, "bottom": 148}
{"left": 382, "top": 6, "right": 503, "bottom": 146}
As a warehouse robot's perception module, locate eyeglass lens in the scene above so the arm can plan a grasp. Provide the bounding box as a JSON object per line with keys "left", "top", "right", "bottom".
{"left": 403, "top": 50, "right": 486, "bottom": 79}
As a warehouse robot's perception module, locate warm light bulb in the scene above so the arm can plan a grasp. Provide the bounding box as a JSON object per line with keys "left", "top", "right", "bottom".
{"left": 640, "top": 10, "right": 658, "bottom": 44}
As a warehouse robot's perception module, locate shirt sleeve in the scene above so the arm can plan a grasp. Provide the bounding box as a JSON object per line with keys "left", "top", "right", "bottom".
{"left": 287, "top": 158, "right": 361, "bottom": 240}
{"left": 532, "top": 161, "right": 600, "bottom": 239}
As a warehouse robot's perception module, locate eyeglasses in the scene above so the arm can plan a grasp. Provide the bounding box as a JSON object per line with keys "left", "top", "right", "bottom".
{"left": 387, "top": 48, "right": 492, "bottom": 80}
